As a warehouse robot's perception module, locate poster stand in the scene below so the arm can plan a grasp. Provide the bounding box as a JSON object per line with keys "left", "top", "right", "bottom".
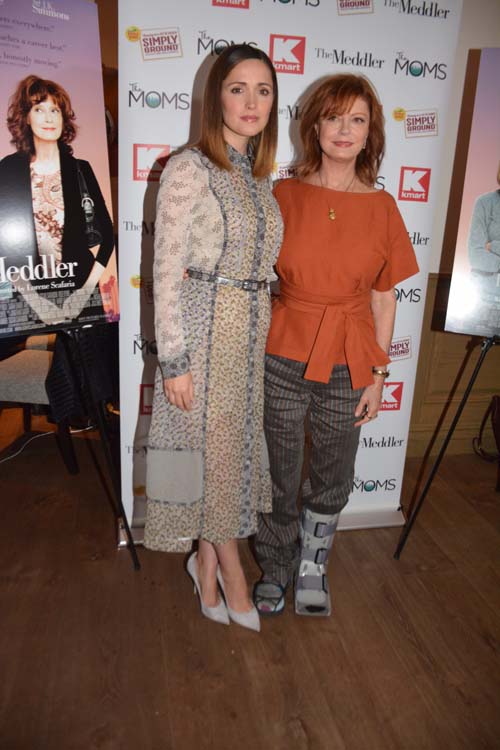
{"left": 394, "top": 335, "right": 499, "bottom": 559}
{"left": 60, "top": 326, "right": 140, "bottom": 571}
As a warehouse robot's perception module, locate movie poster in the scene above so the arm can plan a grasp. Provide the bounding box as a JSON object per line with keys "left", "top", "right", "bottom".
{"left": 445, "top": 48, "right": 500, "bottom": 338}
{"left": 0, "top": 0, "right": 118, "bottom": 339}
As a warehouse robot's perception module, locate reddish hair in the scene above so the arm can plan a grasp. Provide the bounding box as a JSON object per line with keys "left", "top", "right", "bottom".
{"left": 298, "top": 74, "right": 385, "bottom": 187}
{"left": 7, "top": 75, "right": 77, "bottom": 155}
{"left": 197, "top": 44, "right": 278, "bottom": 179}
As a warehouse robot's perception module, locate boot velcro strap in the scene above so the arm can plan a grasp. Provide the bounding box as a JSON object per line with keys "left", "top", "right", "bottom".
{"left": 297, "top": 574, "right": 328, "bottom": 593}
{"left": 302, "top": 517, "right": 338, "bottom": 538}
{"left": 301, "top": 547, "right": 329, "bottom": 564}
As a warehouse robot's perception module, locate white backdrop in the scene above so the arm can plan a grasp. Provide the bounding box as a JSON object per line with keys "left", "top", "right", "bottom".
{"left": 118, "top": 0, "right": 463, "bottom": 538}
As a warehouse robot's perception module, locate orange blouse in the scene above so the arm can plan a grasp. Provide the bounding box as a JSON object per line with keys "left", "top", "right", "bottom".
{"left": 266, "top": 179, "right": 419, "bottom": 389}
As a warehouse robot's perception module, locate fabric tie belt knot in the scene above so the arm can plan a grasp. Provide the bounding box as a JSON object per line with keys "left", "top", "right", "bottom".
{"left": 279, "top": 280, "right": 389, "bottom": 388}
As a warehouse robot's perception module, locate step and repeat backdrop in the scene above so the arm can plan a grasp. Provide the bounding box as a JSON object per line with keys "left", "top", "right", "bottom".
{"left": 118, "top": 0, "right": 463, "bottom": 536}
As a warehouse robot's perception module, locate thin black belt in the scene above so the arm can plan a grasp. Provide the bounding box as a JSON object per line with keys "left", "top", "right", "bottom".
{"left": 187, "top": 268, "right": 269, "bottom": 292}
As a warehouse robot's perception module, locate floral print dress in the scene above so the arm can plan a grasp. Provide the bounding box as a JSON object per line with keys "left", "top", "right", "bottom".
{"left": 144, "top": 147, "right": 283, "bottom": 552}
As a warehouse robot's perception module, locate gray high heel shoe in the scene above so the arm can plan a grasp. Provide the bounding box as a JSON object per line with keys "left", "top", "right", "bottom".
{"left": 186, "top": 552, "right": 230, "bottom": 625}
{"left": 216, "top": 569, "right": 260, "bottom": 632}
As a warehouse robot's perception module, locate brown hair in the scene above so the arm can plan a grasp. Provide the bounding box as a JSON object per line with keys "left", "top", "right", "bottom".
{"left": 197, "top": 44, "right": 278, "bottom": 178}
{"left": 298, "top": 74, "right": 385, "bottom": 187}
{"left": 7, "top": 75, "right": 77, "bottom": 155}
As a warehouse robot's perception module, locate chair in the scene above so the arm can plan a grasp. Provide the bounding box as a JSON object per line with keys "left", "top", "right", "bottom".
{"left": 0, "top": 334, "right": 79, "bottom": 474}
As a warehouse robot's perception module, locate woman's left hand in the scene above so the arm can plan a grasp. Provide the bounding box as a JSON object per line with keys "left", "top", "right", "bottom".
{"left": 354, "top": 380, "right": 384, "bottom": 427}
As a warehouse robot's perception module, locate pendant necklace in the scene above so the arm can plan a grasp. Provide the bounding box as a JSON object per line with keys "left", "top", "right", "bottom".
{"left": 318, "top": 170, "right": 357, "bottom": 220}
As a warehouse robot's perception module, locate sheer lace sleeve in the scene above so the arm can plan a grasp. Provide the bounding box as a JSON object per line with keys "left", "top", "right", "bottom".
{"left": 153, "top": 151, "right": 207, "bottom": 379}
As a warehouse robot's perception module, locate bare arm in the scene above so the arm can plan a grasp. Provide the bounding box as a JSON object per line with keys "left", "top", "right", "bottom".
{"left": 354, "top": 288, "right": 396, "bottom": 427}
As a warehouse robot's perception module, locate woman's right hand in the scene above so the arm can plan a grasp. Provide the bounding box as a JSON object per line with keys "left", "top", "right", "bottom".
{"left": 163, "top": 372, "right": 194, "bottom": 411}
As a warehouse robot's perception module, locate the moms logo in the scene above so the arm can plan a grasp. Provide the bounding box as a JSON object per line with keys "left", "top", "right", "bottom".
{"left": 353, "top": 477, "right": 398, "bottom": 492}
{"left": 394, "top": 52, "right": 447, "bottom": 80}
{"left": 212, "top": 0, "right": 249, "bottom": 7}
{"left": 133, "top": 144, "right": 170, "bottom": 181}
{"left": 384, "top": 0, "right": 451, "bottom": 19}
{"left": 380, "top": 382, "right": 403, "bottom": 411}
{"left": 270, "top": 34, "right": 306, "bottom": 74}
{"left": 128, "top": 83, "right": 190, "bottom": 110}
{"left": 398, "top": 166, "right": 431, "bottom": 202}
{"left": 134, "top": 334, "right": 157, "bottom": 356}
{"left": 260, "top": 0, "right": 320, "bottom": 6}
{"left": 395, "top": 287, "right": 421, "bottom": 303}
{"left": 197, "top": 30, "right": 257, "bottom": 55}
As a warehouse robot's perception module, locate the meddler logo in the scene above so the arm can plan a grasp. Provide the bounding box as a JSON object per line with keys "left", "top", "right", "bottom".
{"left": 212, "top": 0, "right": 249, "bottom": 7}
{"left": 133, "top": 144, "right": 170, "bottom": 181}
{"left": 337, "top": 0, "right": 373, "bottom": 14}
{"left": 140, "top": 28, "right": 182, "bottom": 61}
{"left": 398, "top": 166, "right": 431, "bottom": 202}
{"left": 270, "top": 34, "right": 306, "bottom": 74}
{"left": 380, "top": 382, "right": 403, "bottom": 411}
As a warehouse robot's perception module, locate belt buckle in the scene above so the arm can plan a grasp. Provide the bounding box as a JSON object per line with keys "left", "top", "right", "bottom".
{"left": 242, "top": 279, "right": 254, "bottom": 292}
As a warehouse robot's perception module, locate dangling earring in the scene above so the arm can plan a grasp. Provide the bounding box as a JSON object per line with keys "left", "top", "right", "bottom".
{"left": 362, "top": 138, "right": 367, "bottom": 150}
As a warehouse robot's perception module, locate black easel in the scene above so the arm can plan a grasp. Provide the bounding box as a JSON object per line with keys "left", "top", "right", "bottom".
{"left": 61, "top": 325, "right": 141, "bottom": 571}
{"left": 394, "top": 335, "right": 499, "bottom": 560}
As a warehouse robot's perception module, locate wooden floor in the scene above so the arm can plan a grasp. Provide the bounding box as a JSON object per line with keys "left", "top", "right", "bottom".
{"left": 1, "top": 411, "right": 499, "bottom": 750}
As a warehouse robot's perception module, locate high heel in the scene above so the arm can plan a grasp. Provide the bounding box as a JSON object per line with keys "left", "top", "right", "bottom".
{"left": 186, "top": 552, "right": 230, "bottom": 625}
{"left": 216, "top": 569, "right": 260, "bottom": 632}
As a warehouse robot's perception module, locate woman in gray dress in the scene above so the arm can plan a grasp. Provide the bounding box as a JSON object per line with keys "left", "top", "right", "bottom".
{"left": 144, "top": 45, "right": 282, "bottom": 631}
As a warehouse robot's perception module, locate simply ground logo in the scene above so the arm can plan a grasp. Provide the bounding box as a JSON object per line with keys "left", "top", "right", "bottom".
{"left": 398, "top": 166, "right": 431, "bottom": 202}
{"left": 394, "top": 52, "right": 447, "bottom": 80}
{"left": 337, "top": 0, "right": 373, "bottom": 14}
{"left": 380, "top": 382, "right": 403, "bottom": 411}
{"left": 125, "top": 27, "right": 183, "bottom": 61}
{"left": 274, "top": 163, "right": 298, "bottom": 179}
{"left": 393, "top": 107, "right": 438, "bottom": 137}
{"left": 384, "top": 0, "right": 451, "bottom": 19}
{"left": 128, "top": 83, "right": 190, "bottom": 110}
{"left": 133, "top": 144, "right": 170, "bottom": 181}
{"left": 270, "top": 34, "right": 306, "bottom": 74}
{"left": 212, "top": 0, "right": 249, "bottom": 7}
{"left": 389, "top": 336, "right": 412, "bottom": 361}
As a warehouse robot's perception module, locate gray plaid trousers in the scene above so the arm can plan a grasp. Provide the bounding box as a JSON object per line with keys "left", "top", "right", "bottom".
{"left": 255, "top": 354, "right": 363, "bottom": 587}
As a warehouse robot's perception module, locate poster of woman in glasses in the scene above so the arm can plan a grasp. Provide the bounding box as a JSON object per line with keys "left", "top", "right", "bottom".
{"left": 0, "top": 2, "right": 118, "bottom": 338}
{"left": 445, "top": 48, "right": 500, "bottom": 339}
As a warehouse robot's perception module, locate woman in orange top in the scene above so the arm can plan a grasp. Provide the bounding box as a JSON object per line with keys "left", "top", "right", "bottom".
{"left": 253, "top": 74, "right": 419, "bottom": 617}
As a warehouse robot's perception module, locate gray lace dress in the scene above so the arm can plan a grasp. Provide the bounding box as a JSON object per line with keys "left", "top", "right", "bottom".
{"left": 144, "top": 147, "right": 283, "bottom": 552}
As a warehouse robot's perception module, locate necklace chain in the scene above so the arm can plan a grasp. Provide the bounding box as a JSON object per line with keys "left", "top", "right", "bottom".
{"left": 318, "top": 170, "right": 356, "bottom": 221}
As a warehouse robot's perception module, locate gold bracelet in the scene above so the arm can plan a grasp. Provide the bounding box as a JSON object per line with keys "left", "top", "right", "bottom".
{"left": 372, "top": 367, "right": 390, "bottom": 378}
